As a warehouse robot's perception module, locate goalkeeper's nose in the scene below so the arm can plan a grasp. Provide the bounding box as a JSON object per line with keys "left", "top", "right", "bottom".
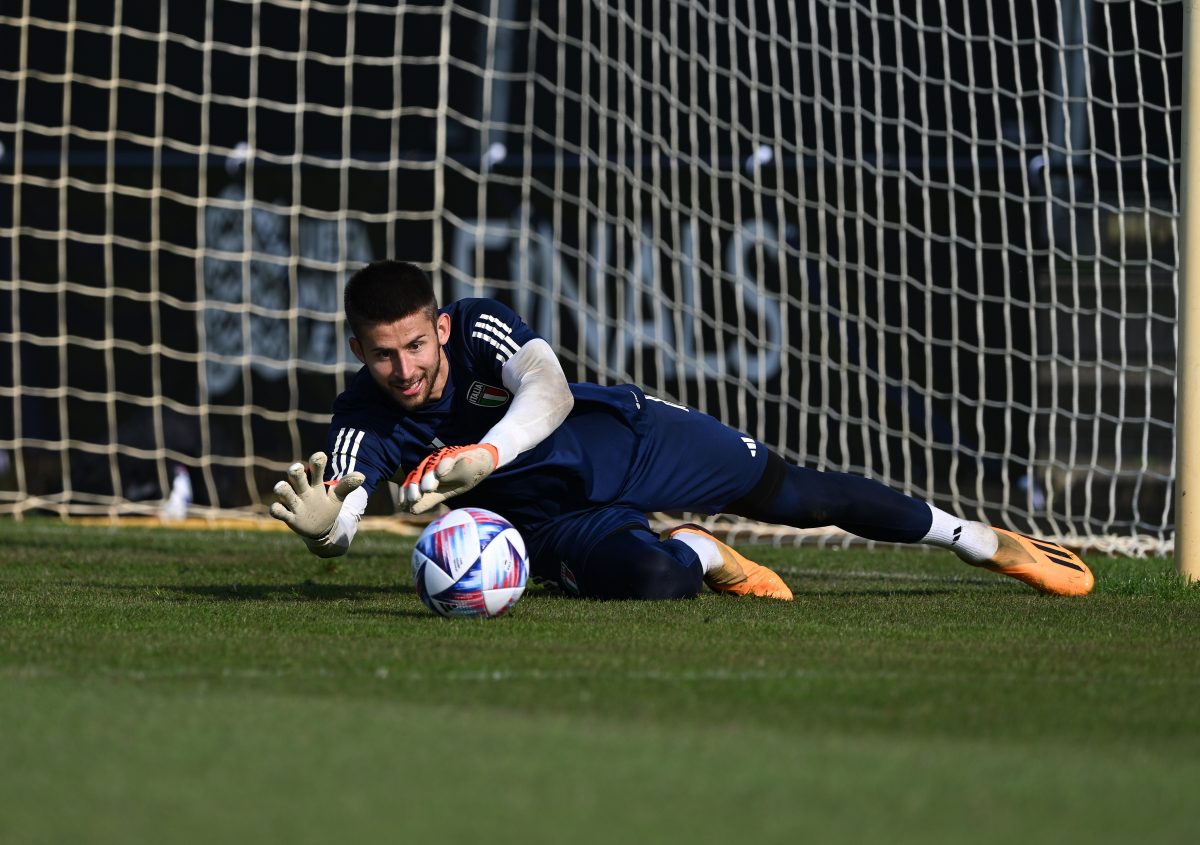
{"left": 394, "top": 354, "right": 420, "bottom": 383}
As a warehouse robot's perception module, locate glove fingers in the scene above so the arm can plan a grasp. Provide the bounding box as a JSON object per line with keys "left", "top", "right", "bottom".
{"left": 403, "top": 456, "right": 434, "bottom": 488}
{"left": 402, "top": 450, "right": 448, "bottom": 505}
{"left": 308, "top": 452, "right": 329, "bottom": 484}
{"left": 399, "top": 446, "right": 494, "bottom": 513}
{"left": 403, "top": 481, "right": 422, "bottom": 508}
{"left": 419, "top": 466, "right": 443, "bottom": 493}
{"left": 287, "top": 461, "right": 311, "bottom": 495}
{"left": 410, "top": 492, "right": 446, "bottom": 515}
{"left": 273, "top": 479, "right": 301, "bottom": 510}
{"left": 434, "top": 454, "right": 461, "bottom": 480}
{"left": 268, "top": 501, "right": 297, "bottom": 526}
{"left": 332, "top": 472, "right": 364, "bottom": 502}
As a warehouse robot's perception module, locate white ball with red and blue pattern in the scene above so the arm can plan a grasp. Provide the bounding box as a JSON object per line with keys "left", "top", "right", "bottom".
{"left": 411, "top": 507, "right": 528, "bottom": 618}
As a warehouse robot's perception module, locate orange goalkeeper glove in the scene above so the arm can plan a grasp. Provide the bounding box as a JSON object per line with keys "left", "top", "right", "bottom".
{"left": 399, "top": 443, "right": 499, "bottom": 515}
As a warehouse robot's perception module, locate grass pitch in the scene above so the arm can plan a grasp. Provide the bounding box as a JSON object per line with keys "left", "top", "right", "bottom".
{"left": 1, "top": 521, "right": 1198, "bottom": 844}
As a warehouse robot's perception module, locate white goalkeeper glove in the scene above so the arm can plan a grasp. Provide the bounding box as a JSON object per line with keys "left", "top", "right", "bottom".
{"left": 399, "top": 443, "right": 498, "bottom": 515}
{"left": 269, "top": 452, "right": 365, "bottom": 540}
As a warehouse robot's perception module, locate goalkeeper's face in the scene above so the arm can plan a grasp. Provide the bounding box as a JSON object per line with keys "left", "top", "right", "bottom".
{"left": 350, "top": 311, "right": 452, "bottom": 411}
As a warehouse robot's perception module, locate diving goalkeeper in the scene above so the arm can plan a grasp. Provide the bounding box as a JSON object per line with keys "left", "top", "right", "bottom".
{"left": 269, "top": 260, "right": 1093, "bottom": 600}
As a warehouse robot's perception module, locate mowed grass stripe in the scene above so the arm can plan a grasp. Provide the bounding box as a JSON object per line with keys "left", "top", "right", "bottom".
{"left": 5, "top": 662, "right": 1200, "bottom": 690}
{"left": 2, "top": 675, "right": 1198, "bottom": 845}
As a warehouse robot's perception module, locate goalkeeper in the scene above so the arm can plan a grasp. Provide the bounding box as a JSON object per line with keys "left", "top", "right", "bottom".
{"left": 270, "top": 260, "right": 1093, "bottom": 600}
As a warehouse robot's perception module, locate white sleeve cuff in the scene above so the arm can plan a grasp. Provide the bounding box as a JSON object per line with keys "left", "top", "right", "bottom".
{"left": 302, "top": 485, "right": 370, "bottom": 558}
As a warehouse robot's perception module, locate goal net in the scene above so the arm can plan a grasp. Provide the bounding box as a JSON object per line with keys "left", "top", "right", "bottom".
{"left": 0, "top": 1, "right": 1184, "bottom": 555}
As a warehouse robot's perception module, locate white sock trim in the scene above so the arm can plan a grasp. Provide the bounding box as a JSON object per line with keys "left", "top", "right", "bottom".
{"left": 671, "top": 531, "right": 723, "bottom": 575}
{"left": 921, "top": 504, "right": 999, "bottom": 564}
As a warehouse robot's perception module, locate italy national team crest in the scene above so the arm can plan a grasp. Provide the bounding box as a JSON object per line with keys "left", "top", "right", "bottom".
{"left": 466, "top": 381, "right": 510, "bottom": 408}
{"left": 559, "top": 561, "right": 581, "bottom": 596}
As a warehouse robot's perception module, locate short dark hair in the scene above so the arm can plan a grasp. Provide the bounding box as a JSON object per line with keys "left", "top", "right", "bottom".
{"left": 343, "top": 260, "right": 439, "bottom": 338}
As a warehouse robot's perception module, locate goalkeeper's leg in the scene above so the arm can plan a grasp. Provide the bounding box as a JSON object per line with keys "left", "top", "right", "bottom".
{"left": 576, "top": 526, "right": 704, "bottom": 600}
{"left": 524, "top": 507, "right": 792, "bottom": 600}
{"left": 572, "top": 525, "right": 791, "bottom": 601}
{"left": 525, "top": 509, "right": 703, "bottom": 600}
{"left": 725, "top": 451, "right": 1093, "bottom": 597}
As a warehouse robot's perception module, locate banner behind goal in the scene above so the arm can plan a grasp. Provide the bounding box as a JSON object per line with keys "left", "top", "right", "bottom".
{"left": 0, "top": 1, "right": 1185, "bottom": 555}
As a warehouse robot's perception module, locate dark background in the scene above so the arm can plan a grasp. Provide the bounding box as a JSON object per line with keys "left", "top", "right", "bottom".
{"left": 0, "top": 0, "right": 1183, "bottom": 537}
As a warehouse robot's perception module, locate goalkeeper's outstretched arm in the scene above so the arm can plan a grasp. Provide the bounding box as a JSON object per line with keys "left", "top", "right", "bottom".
{"left": 482, "top": 337, "right": 575, "bottom": 466}
{"left": 399, "top": 337, "right": 574, "bottom": 513}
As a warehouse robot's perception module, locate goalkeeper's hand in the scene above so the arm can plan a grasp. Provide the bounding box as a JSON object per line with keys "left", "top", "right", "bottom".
{"left": 269, "top": 452, "right": 365, "bottom": 540}
{"left": 399, "top": 444, "right": 498, "bottom": 515}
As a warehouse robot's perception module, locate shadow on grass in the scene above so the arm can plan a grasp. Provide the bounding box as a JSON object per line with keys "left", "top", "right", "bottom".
{"left": 787, "top": 586, "right": 977, "bottom": 598}
{"left": 75, "top": 580, "right": 415, "bottom": 600}
{"left": 164, "top": 582, "right": 417, "bottom": 602}
{"left": 347, "top": 607, "right": 465, "bottom": 620}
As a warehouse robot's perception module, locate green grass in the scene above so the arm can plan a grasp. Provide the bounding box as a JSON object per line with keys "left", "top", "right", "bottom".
{"left": 1, "top": 520, "right": 1198, "bottom": 844}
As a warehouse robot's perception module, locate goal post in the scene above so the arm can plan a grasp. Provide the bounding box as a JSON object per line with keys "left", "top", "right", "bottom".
{"left": 0, "top": 1, "right": 1187, "bottom": 559}
{"left": 1175, "top": 0, "right": 1200, "bottom": 581}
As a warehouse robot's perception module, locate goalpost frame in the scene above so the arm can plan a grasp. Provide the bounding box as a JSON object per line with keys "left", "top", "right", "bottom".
{"left": 1176, "top": 0, "right": 1200, "bottom": 581}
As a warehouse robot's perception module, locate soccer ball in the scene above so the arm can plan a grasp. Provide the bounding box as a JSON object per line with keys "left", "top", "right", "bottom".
{"left": 411, "top": 507, "right": 529, "bottom": 618}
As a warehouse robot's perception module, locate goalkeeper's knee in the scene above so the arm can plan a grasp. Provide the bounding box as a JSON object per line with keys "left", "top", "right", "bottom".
{"left": 577, "top": 528, "right": 703, "bottom": 600}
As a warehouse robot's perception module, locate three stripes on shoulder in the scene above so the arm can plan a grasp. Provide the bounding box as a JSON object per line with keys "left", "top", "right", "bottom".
{"left": 472, "top": 314, "right": 519, "bottom": 364}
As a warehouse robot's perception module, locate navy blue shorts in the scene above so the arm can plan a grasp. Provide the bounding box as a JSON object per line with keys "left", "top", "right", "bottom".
{"left": 524, "top": 394, "right": 767, "bottom": 590}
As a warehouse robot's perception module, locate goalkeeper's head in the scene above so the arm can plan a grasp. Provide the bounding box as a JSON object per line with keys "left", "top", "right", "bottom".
{"left": 344, "top": 260, "right": 451, "bottom": 411}
{"left": 344, "top": 260, "right": 438, "bottom": 336}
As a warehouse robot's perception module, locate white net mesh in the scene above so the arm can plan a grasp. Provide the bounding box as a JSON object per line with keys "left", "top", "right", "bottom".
{"left": 0, "top": 0, "right": 1184, "bottom": 555}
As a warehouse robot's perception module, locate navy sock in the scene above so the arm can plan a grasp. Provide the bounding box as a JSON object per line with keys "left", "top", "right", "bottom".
{"left": 728, "top": 456, "right": 933, "bottom": 543}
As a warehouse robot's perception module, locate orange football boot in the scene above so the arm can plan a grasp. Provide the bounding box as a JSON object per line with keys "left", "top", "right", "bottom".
{"left": 666, "top": 524, "right": 794, "bottom": 601}
{"left": 971, "top": 528, "right": 1094, "bottom": 596}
